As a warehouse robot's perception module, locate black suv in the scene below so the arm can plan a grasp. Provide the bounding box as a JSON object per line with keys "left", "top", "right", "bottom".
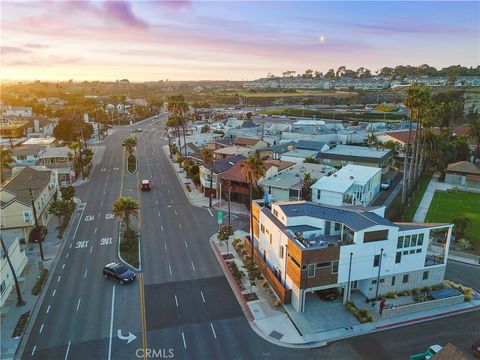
{"left": 103, "top": 263, "right": 136, "bottom": 284}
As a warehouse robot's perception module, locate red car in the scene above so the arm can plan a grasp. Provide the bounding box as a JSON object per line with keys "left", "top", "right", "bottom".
{"left": 141, "top": 180, "right": 152, "bottom": 191}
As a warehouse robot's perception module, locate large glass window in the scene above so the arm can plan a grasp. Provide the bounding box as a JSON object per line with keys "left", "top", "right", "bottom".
{"left": 411, "top": 234, "right": 417, "bottom": 247}
{"left": 307, "top": 264, "right": 315, "bottom": 278}
{"left": 397, "top": 236, "right": 404, "bottom": 249}
{"left": 373, "top": 255, "right": 380, "bottom": 267}
{"left": 395, "top": 252, "right": 402, "bottom": 264}
{"left": 404, "top": 235, "right": 411, "bottom": 247}
{"left": 403, "top": 274, "right": 409, "bottom": 283}
{"left": 418, "top": 233, "right": 424, "bottom": 246}
{"left": 331, "top": 261, "right": 339, "bottom": 274}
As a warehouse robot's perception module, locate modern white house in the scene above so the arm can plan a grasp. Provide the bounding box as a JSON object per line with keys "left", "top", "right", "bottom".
{"left": 38, "top": 147, "right": 76, "bottom": 185}
{"left": 0, "top": 231, "right": 28, "bottom": 307}
{"left": 11, "top": 145, "right": 47, "bottom": 167}
{"left": 250, "top": 200, "right": 453, "bottom": 313}
{"left": 311, "top": 164, "right": 381, "bottom": 207}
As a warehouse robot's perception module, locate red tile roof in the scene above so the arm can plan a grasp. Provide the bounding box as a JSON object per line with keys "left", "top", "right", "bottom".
{"left": 384, "top": 130, "right": 416, "bottom": 144}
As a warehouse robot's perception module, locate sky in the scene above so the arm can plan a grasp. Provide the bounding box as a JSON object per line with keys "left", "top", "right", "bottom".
{"left": 1, "top": 1, "right": 479, "bottom": 82}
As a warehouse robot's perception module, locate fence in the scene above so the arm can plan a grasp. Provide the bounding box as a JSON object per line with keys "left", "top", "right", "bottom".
{"left": 381, "top": 294, "right": 464, "bottom": 319}
{"left": 244, "top": 237, "right": 292, "bottom": 304}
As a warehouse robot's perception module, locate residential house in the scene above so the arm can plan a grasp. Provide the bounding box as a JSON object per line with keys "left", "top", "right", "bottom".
{"left": 0, "top": 118, "right": 29, "bottom": 138}
{"left": 0, "top": 105, "right": 32, "bottom": 117}
{"left": 250, "top": 200, "right": 453, "bottom": 312}
{"left": 258, "top": 142, "right": 295, "bottom": 160}
{"left": 233, "top": 137, "right": 268, "bottom": 151}
{"left": 311, "top": 164, "right": 381, "bottom": 207}
{"left": 209, "top": 138, "right": 235, "bottom": 151}
{"left": 38, "top": 147, "right": 75, "bottom": 185}
{"left": 11, "top": 145, "right": 47, "bottom": 167}
{"left": 0, "top": 231, "right": 28, "bottom": 307}
{"left": 180, "top": 142, "right": 203, "bottom": 165}
{"left": 22, "top": 137, "right": 57, "bottom": 147}
{"left": 260, "top": 163, "right": 335, "bottom": 202}
{"left": 317, "top": 145, "right": 393, "bottom": 174}
{"left": 281, "top": 149, "right": 319, "bottom": 164}
{"left": 444, "top": 161, "right": 480, "bottom": 190}
{"left": 214, "top": 146, "right": 254, "bottom": 160}
{"left": 295, "top": 140, "right": 330, "bottom": 153}
{"left": 24, "top": 118, "right": 57, "bottom": 138}
{"left": 0, "top": 167, "right": 58, "bottom": 240}
{"left": 199, "top": 155, "right": 245, "bottom": 197}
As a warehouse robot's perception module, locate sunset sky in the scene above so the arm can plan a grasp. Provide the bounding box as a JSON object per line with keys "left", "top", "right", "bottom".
{"left": 1, "top": 1, "right": 479, "bottom": 82}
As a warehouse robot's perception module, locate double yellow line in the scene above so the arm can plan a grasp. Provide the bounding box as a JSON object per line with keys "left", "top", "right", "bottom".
{"left": 138, "top": 273, "right": 148, "bottom": 360}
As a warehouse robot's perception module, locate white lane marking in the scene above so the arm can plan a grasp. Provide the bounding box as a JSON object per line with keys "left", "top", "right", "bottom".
{"left": 32, "top": 346, "right": 36, "bottom": 356}
{"left": 90, "top": 246, "right": 93, "bottom": 253}
{"left": 164, "top": 243, "right": 167, "bottom": 251}
{"left": 184, "top": 241, "right": 188, "bottom": 248}
{"left": 174, "top": 295, "right": 178, "bottom": 307}
{"left": 208, "top": 209, "right": 213, "bottom": 217}
{"left": 57, "top": 276, "right": 61, "bottom": 282}
{"left": 169, "top": 265, "right": 172, "bottom": 275}
{"left": 98, "top": 213, "right": 101, "bottom": 218}
{"left": 108, "top": 286, "right": 116, "bottom": 360}
{"left": 52, "top": 289, "right": 56, "bottom": 297}
{"left": 161, "top": 225, "right": 164, "bottom": 232}
{"left": 170, "top": 199, "right": 173, "bottom": 203}
{"left": 46, "top": 305, "right": 51, "bottom": 314}
{"left": 156, "top": 199, "right": 158, "bottom": 204}
{"left": 84, "top": 268, "right": 88, "bottom": 278}
{"left": 62, "top": 263, "right": 65, "bottom": 269}
{"left": 157, "top": 211, "right": 161, "bottom": 217}
{"left": 76, "top": 298, "right": 81, "bottom": 311}
{"left": 100, "top": 201, "right": 103, "bottom": 207}
{"left": 64, "top": 340, "right": 71, "bottom": 360}
{"left": 200, "top": 291, "right": 206, "bottom": 304}
{"left": 174, "top": 209, "right": 177, "bottom": 215}
{"left": 104, "top": 190, "right": 106, "bottom": 195}
{"left": 181, "top": 332, "right": 187, "bottom": 349}
{"left": 210, "top": 323, "right": 217, "bottom": 339}
{"left": 66, "top": 253, "right": 69, "bottom": 258}
{"left": 94, "top": 227, "right": 98, "bottom": 234}
{"left": 39, "top": 324, "right": 44, "bottom": 334}
{"left": 191, "top": 262, "right": 196, "bottom": 272}
{"left": 73, "top": 202, "right": 87, "bottom": 239}
{"left": 178, "top": 223, "right": 182, "bottom": 229}
{"left": 69, "top": 243, "right": 72, "bottom": 249}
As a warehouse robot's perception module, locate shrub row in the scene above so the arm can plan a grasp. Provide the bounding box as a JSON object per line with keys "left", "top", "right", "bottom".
{"left": 346, "top": 301, "right": 373, "bottom": 323}
{"left": 31, "top": 269, "right": 49, "bottom": 296}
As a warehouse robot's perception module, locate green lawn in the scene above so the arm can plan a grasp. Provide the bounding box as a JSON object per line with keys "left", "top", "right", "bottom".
{"left": 426, "top": 191, "right": 480, "bottom": 255}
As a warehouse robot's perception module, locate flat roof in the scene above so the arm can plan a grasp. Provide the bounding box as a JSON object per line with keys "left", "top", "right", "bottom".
{"left": 40, "top": 146, "right": 70, "bottom": 158}
{"left": 321, "top": 145, "right": 391, "bottom": 159}
{"left": 282, "top": 149, "right": 318, "bottom": 158}
{"left": 23, "top": 137, "right": 56, "bottom": 145}
{"left": 311, "top": 164, "right": 381, "bottom": 191}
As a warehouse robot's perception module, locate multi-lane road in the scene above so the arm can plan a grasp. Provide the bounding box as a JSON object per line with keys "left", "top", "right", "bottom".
{"left": 20, "top": 114, "right": 480, "bottom": 360}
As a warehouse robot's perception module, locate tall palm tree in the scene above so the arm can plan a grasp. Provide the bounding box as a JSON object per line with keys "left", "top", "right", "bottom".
{"left": 122, "top": 136, "right": 137, "bottom": 156}
{"left": 241, "top": 156, "right": 265, "bottom": 260}
{"left": 0, "top": 236, "right": 25, "bottom": 306}
{"left": 302, "top": 172, "right": 316, "bottom": 201}
{"left": 167, "top": 95, "right": 189, "bottom": 159}
{"left": 112, "top": 196, "right": 139, "bottom": 230}
{"left": 1, "top": 147, "right": 15, "bottom": 182}
{"left": 467, "top": 110, "right": 480, "bottom": 162}
{"left": 67, "top": 141, "right": 80, "bottom": 159}
{"left": 410, "top": 87, "right": 431, "bottom": 188}
{"left": 201, "top": 147, "right": 214, "bottom": 199}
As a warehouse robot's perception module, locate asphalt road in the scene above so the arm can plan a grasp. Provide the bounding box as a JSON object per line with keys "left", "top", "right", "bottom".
{"left": 20, "top": 115, "right": 480, "bottom": 360}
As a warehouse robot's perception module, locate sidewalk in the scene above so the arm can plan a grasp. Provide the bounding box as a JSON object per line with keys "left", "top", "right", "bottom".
{"left": 163, "top": 145, "right": 250, "bottom": 216}
{"left": 0, "top": 215, "right": 72, "bottom": 360}
{"left": 413, "top": 173, "right": 453, "bottom": 222}
{"left": 210, "top": 230, "right": 480, "bottom": 348}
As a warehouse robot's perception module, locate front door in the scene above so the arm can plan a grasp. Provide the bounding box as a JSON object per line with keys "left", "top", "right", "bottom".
{"left": 325, "top": 221, "right": 331, "bottom": 235}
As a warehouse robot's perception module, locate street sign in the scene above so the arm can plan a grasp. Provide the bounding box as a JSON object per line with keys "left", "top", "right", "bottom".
{"left": 217, "top": 211, "right": 223, "bottom": 224}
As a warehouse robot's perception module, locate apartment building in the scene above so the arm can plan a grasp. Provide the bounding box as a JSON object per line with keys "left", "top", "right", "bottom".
{"left": 251, "top": 200, "right": 452, "bottom": 313}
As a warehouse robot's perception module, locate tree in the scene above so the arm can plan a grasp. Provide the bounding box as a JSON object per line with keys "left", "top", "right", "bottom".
{"left": 0, "top": 236, "right": 25, "bottom": 306}
{"left": 302, "top": 173, "right": 317, "bottom": 201}
{"left": 304, "top": 156, "right": 316, "bottom": 164}
{"left": 201, "top": 147, "right": 214, "bottom": 199}
{"left": 336, "top": 66, "right": 346, "bottom": 79}
{"left": 1, "top": 147, "right": 15, "bottom": 182}
{"left": 122, "top": 136, "right": 137, "bottom": 156}
{"left": 467, "top": 109, "right": 480, "bottom": 162}
{"left": 60, "top": 185, "right": 75, "bottom": 203}
{"left": 244, "top": 259, "right": 261, "bottom": 293}
{"left": 53, "top": 119, "right": 94, "bottom": 142}
{"left": 218, "top": 224, "right": 234, "bottom": 254}
{"left": 325, "top": 69, "right": 336, "bottom": 80}
{"left": 112, "top": 196, "right": 139, "bottom": 230}
{"left": 452, "top": 217, "right": 472, "bottom": 239}
{"left": 167, "top": 95, "right": 189, "bottom": 159}
{"left": 241, "top": 156, "right": 265, "bottom": 260}
{"left": 49, "top": 200, "right": 70, "bottom": 224}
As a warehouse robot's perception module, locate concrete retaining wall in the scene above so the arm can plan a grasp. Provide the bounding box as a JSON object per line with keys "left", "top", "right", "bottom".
{"left": 381, "top": 294, "right": 464, "bottom": 319}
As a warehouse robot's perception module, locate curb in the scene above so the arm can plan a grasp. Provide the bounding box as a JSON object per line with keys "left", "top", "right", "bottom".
{"left": 448, "top": 258, "right": 480, "bottom": 268}
{"left": 15, "top": 201, "right": 80, "bottom": 360}
{"left": 126, "top": 154, "right": 138, "bottom": 175}
{"left": 117, "top": 222, "right": 142, "bottom": 272}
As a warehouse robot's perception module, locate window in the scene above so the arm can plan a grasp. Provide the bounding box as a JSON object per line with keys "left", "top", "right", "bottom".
{"left": 416, "top": 248, "right": 422, "bottom": 253}
{"left": 273, "top": 209, "right": 278, "bottom": 217}
{"left": 0, "top": 281, "right": 5, "bottom": 295}
{"left": 403, "top": 250, "right": 408, "bottom": 255}
{"left": 418, "top": 234, "right": 424, "bottom": 246}
{"left": 317, "top": 190, "right": 321, "bottom": 200}
{"left": 334, "top": 222, "right": 341, "bottom": 231}
{"left": 268, "top": 186, "right": 271, "bottom": 195}
{"left": 17, "top": 155, "right": 26, "bottom": 160}
{"left": 269, "top": 234, "right": 272, "bottom": 244}
{"left": 391, "top": 276, "right": 396, "bottom": 286}
{"left": 403, "top": 274, "right": 409, "bottom": 283}
{"left": 316, "top": 262, "right": 331, "bottom": 268}
{"left": 423, "top": 271, "right": 429, "bottom": 280}
{"left": 379, "top": 279, "right": 385, "bottom": 283}
{"left": 404, "top": 235, "right": 411, "bottom": 247}
{"left": 364, "top": 230, "right": 389, "bottom": 243}
{"left": 409, "top": 249, "right": 415, "bottom": 254}
{"left": 373, "top": 255, "right": 380, "bottom": 267}
{"left": 397, "top": 236, "right": 404, "bottom": 249}
{"left": 307, "top": 264, "right": 315, "bottom": 278}
{"left": 371, "top": 279, "right": 377, "bottom": 285}
{"left": 331, "top": 261, "right": 339, "bottom": 274}
{"left": 289, "top": 255, "right": 300, "bottom": 269}
{"left": 411, "top": 234, "right": 417, "bottom": 247}
{"left": 279, "top": 246, "right": 284, "bottom": 259}
{"left": 395, "top": 252, "right": 402, "bottom": 264}
{"left": 260, "top": 224, "right": 265, "bottom": 234}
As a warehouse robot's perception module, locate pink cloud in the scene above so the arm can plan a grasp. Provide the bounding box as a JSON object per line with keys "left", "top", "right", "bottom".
{"left": 1, "top": 46, "right": 30, "bottom": 55}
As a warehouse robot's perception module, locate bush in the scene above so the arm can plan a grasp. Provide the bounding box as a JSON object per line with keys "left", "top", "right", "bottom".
{"left": 127, "top": 154, "right": 137, "bottom": 173}
{"left": 432, "top": 283, "right": 443, "bottom": 290}
{"left": 31, "top": 269, "right": 49, "bottom": 296}
{"left": 345, "top": 302, "right": 373, "bottom": 323}
{"left": 411, "top": 288, "right": 421, "bottom": 295}
{"left": 464, "top": 293, "right": 473, "bottom": 302}
{"left": 398, "top": 290, "right": 410, "bottom": 296}
{"left": 358, "top": 308, "right": 368, "bottom": 317}
{"left": 386, "top": 291, "right": 397, "bottom": 299}
{"left": 12, "top": 311, "right": 30, "bottom": 337}
{"left": 119, "top": 227, "right": 139, "bottom": 268}
{"left": 421, "top": 286, "right": 432, "bottom": 292}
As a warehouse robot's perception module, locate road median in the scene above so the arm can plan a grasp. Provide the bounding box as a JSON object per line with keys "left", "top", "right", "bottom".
{"left": 118, "top": 223, "right": 141, "bottom": 271}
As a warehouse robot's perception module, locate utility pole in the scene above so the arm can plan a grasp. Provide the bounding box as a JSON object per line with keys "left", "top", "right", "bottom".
{"left": 28, "top": 187, "right": 45, "bottom": 261}
{"left": 1, "top": 236, "right": 25, "bottom": 306}
{"left": 228, "top": 187, "right": 231, "bottom": 225}
{"left": 374, "top": 248, "right": 384, "bottom": 303}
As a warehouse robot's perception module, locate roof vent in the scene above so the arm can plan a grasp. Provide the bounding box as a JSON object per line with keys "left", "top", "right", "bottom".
{"left": 350, "top": 176, "right": 354, "bottom": 180}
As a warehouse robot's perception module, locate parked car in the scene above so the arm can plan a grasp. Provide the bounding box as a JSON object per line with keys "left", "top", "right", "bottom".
{"left": 136, "top": 128, "right": 143, "bottom": 132}
{"left": 140, "top": 179, "right": 152, "bottom": 191}
{"left": 315, "top": 288, "right": 339, "bottom": 301}
{"left": 380, "top": 179, "right": 392, "bottom": 190}
{"left": 472, "top": 338, "right": 480, "bottom": 358}
{"left": 103, "top": 263, "right": 136, "bottom": 284}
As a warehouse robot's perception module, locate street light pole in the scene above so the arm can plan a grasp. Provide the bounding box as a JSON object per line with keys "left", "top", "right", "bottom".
{"left": 28, "top": 187, "right": 45, "bottom": 261}
{"left": 374, "top": 248, "right": 384, "bottom": 301}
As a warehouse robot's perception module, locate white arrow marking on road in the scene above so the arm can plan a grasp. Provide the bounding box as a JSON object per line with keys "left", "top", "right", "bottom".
{"left": 169, "top": 265, "right": 172, "bottom": 275}
{"left": 161, "top": 225, "right": 163, "bottom": 232}
{"left": 174, "top": 209, "right": 177, "bottom": 215}
{"left": 164, "top": 243, "right": 167, "bottom": 251}
{"left": 178, "top": 223, "right": 182, "bottom": 229}
{"left": 191, "top": 262, "right": 196, "bottom": 272}
{"left": 117, "top": 329, "right": 137, "bottom": 344}
{"left": 184, "top": 241, "right": 188, "bottom": 248}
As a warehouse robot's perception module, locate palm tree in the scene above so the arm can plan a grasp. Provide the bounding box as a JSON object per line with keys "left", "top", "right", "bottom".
{"left": 1, "top": 147, "right": 15, "bottom": 182}
{"left": 1, "top": 236, "right": 25, "bottom": 306}
{"left": 68, "top": 141, "right": 80, "bottom": 159}
{"left": 302, "top": 172, "right": 317, "bottom": 201}
{"left": 122, "top": 136, "right": 137, "bottom": 156}
{"left": 112, "top": 196, "right": 139, "bottom": 230}
{"left": 241, "top": 156, "right": 265, "bottom": 260}
{"left": 201, "top": 147, "right": 214, "bottom": 203}
{"left": 467, "top": 110, "right": 480, "bottom": 162}
{"left": 167, "top": 95, "right": 189, "bottom": 159}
